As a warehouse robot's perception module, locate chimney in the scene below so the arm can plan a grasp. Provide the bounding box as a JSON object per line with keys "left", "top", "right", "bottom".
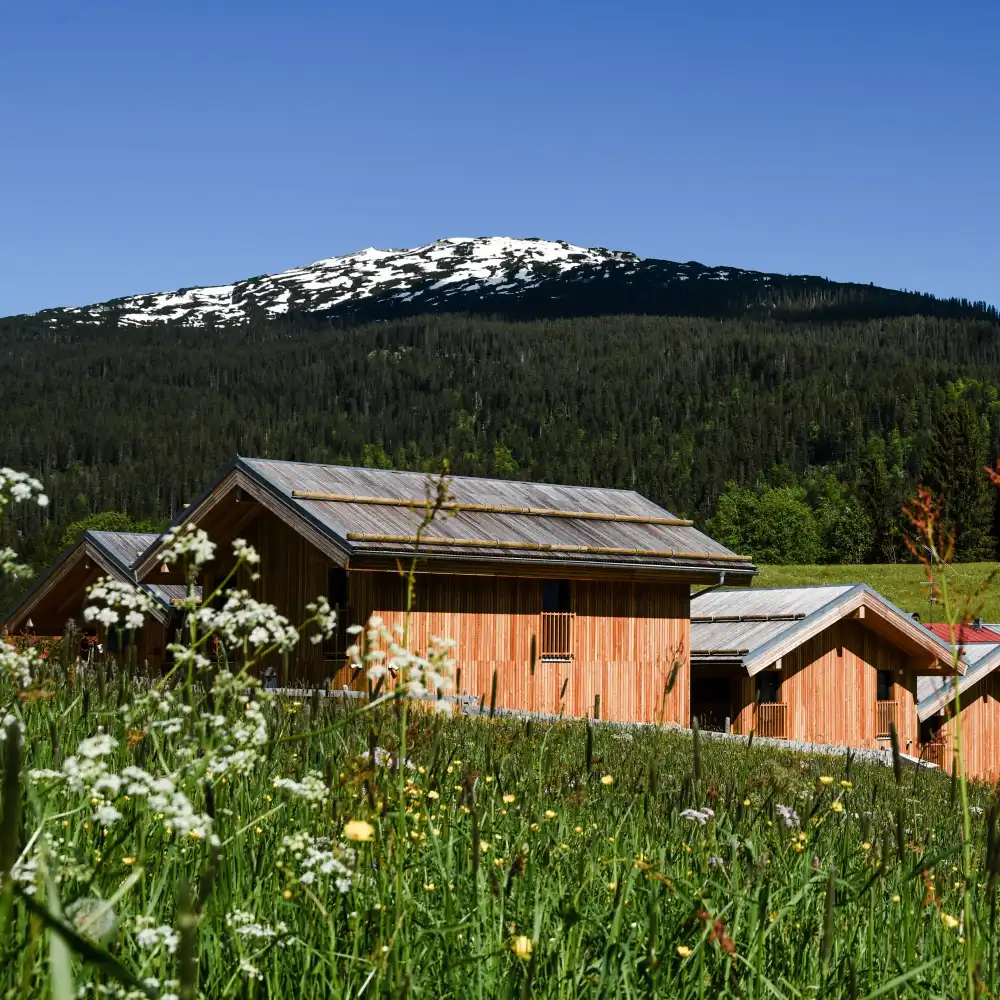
{"left": 910, "top": 611, "right": 921, "bottom": 622}
{"left": 974, "top": 617, "right": 984, "bottom": 630}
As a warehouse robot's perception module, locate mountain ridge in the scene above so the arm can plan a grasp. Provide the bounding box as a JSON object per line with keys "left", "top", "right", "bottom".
{"left": 17, "top": 236, "right": 997, "bottom": 328}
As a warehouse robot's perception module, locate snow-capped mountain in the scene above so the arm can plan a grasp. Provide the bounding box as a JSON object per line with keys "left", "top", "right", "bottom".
{"left": 37, "top": 237, "right": 778, "bottom": 328}
{"left": 22, "top": 236, "right": 977, "bottom": 328}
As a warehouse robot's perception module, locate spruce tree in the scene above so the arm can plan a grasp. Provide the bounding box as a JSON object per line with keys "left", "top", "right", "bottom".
{"left": 923, "top": 396, "right": 994, "bottom": 560}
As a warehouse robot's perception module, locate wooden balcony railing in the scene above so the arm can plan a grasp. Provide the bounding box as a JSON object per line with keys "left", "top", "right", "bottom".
{"left": 876, "top": 700, "right": 898, "bottom": 740}
{"left": 541, "top": 612, "right": 574, "bottom": 660}
{"left": 921, "top": 741, "right": 948, "bottom": 769}
{"left": 755, "top": 702, "right": 787, "bottom": 739}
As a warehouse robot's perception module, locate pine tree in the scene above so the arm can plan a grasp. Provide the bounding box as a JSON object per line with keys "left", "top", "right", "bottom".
{"left": 923, "top": 397, "right": 994, "bottom": 560}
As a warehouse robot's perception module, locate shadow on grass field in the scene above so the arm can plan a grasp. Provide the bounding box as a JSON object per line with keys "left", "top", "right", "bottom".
{"left": 752, "top": 562, "right": 1000, "bottom": 621}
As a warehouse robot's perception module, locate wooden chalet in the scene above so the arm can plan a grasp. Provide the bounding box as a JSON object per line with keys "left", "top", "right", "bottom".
{"left": 918, "top": 624, "right": 1000, "bottom": 778}
{"left": 690, "top": 585, "right": 961, "bottom": 752}
{"left": 2, "top": 530, "right": 185, "bottom": 666}
{"left": 130, "top": 457, "right": 756, "bottom": 723}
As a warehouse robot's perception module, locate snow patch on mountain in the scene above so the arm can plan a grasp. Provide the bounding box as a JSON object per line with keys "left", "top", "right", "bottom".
{"left": 50, "top": 237, "right": 639, "bottom": 328}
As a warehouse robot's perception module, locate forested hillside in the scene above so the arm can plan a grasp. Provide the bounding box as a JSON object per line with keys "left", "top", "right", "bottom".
{"left": 3, "top": 293, "right": 1000, "bottom": 584}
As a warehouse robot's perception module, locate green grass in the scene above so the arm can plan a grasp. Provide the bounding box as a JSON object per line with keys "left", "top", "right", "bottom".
{"left": 754, "top": 562, "right": 1000, "bottom": 621}
{"left": 4, "top": 672, "right": 1000, "bottom": 999}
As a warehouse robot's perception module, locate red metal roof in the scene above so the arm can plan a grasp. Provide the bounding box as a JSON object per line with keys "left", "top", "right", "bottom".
{"left": 925, "top": 622, "right": 1000, "bottom": 644}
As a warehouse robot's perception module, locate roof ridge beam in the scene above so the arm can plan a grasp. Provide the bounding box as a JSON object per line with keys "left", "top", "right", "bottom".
{"left": 292, "top": 491, "right": 694, "bottom": 526}
{"left": 345, "top": 532, "right": 750, "bottom": 561}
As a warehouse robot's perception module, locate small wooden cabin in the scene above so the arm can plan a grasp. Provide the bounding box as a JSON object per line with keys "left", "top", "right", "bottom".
{"left": 918, "top": 626, "right": 1000, "bottom": 779}
{"left": 690, "top": 585, "right": 960, "bottom": 753}
{"left": 132, "top": 457, "right": 756, "bottom": 723}
{"left": 2, "top": 530, "right": 181, "bottom": 667}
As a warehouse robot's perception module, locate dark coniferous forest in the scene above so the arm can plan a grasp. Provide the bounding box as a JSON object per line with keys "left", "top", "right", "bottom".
{"left": 2, "top": 270, "right": 1000, "bottom": 586}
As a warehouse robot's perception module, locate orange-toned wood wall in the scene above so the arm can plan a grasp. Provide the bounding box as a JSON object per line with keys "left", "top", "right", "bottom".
{"left": 932, "top": 675, "right": 1000, "bottom": 781}
{"left": 214, "top": 506, "right": 693, "bottom": 723}
{"left": 344, "top": 571, "right": 690, "bottom": 724}
{"left": 732, "top": 620, "right": 920, "bottom": 751}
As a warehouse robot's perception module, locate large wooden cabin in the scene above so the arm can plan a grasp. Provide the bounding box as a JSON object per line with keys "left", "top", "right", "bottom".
{"left": 2, "top": 530, "right": 183, "bottom": 667}
{"left": 690, "top": 585, "right": 960, "bottom": 754}
{"left": 129, "top": 457, "right": 756, "bottom": 723}
{"left": 918, "top": 624, "right": 1000, "bottom": 779}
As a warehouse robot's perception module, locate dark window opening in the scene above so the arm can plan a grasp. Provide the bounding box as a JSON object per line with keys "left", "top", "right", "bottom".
{"left": 755, "top": 672, "right": 781, "bottom": 704}
{"left": 324, "top": 568, "right": 351, "bottom": 660}
{"left": 542, "top": 580, "right": 571, "bottom": 612}
{"left": 877, "top": 669, "right": 894, "bottom": 701}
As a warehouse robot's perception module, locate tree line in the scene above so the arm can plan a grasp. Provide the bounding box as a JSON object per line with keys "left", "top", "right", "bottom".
{"left": 2, "top": 303, "right": 1000, "bottom": 603}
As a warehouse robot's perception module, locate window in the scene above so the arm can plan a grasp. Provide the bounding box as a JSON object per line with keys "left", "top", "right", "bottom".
{"left": 541, "top": 580, "right": 573, "bottom": 660}
{"left": 755, "top": 672, "right": 781, "bottom": 704}
{"left": 542, "top": 580, "right": 571, "bottom": 612}
{"left": 876, "top": 669, "right": 894, "bottom": 701}
{"left": 323, "top": 568, "right": 350, "bottom": 660}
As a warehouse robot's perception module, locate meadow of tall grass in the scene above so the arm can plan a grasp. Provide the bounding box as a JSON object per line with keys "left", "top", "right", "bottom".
{"left": 1, "top": 468, "right": 998, "bottom": 999}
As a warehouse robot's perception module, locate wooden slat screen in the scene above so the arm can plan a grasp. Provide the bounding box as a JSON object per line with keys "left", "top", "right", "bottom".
{"left": 876, "top": 700, "right": 897, "bottom": 739}
{"left": 922, "top": 741, "right": 948, "bottom": 769}
{"left": 541, "top": 611, "right": 574, "bottom": 660}
{"left": 755, "top": 702, "right": 787, "bottom": 739}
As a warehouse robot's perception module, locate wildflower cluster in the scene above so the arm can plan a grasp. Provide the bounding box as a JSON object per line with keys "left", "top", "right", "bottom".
{"left": 347, "top": 615, "right": 457, "bottom": 713}
{"left": 277, "top": 832, "right": 358, "bottom": 892}
{"left": 84, "top": 577, "right": 158, "bottom": 631}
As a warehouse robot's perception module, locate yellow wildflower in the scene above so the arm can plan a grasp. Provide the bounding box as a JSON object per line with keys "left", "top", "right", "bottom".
{"left": 941, "top": 913, "right": 960, "bottom": 930}
{"left": 544, "top": 809, "right": 557, "bottom": 819}
{"left": 511, "top": 935, "right": 533, "bottom": 960}
{"left": 427, "top": 790, "right": 440, "bottom": 800}
{"left": 503, "top": 794, "right": 515, "bottom": 804}
{"left": 830, "top": 800, "right": 844, "bottom": 814}
{"left": 600, "top": 775, "right": 614, "bottom": 786}
{"left": 819, "top": 776, "right": 834, "bottom": 785}
{"left": 343, "top": 819, "right": 375, "bottom": 842}
{"left": 840, "top": 780, "right": 853, "bottom": 788}
{"left": 676, "top": 945, "right": 692, "bottom": 958}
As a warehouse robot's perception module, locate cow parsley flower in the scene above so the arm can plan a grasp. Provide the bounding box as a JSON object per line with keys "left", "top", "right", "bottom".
{"left": 680, "top": 807, "right": 715, "bottom": 825}
{"left": 161, "top": 523, "right": 216, "bottom": 567}
{"left": 775, "top": 804, "right": 800, "bottom": 829}
{"left": 84, "top": 578, "right": 157, "bottom": 632}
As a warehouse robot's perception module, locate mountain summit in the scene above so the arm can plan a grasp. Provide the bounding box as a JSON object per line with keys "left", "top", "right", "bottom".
{"left": 26, "top": 236, "right": 995, "bottom": 327}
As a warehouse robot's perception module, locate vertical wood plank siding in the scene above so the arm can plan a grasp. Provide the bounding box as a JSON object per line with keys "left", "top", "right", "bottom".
{"left": 346, "top": 571, "right": 690, "bottom": 724}
{"left": 732, "top": 620, "right": 920, "bottom": 752}
{"left": 244, "top": 513, "right": 333, "bottom": 681}
{"left": 936, "top": 673, "right": 1000, "bottom": 780}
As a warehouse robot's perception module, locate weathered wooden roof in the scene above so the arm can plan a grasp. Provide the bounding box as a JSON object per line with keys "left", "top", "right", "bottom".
{"left": 691, "top": 584, "right": 959, "bottom": 676}
{"left": 177, "top": 456, "right": 756, "bottom": 578}
{"left": 917, "top": 632, "right": 1000, "bottom": 720}
{"left": 87, "top": 531, "right": 161, "bottom": 575}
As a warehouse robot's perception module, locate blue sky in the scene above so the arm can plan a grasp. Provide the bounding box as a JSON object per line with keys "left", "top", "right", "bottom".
{"left": 2, "top": 1, "right": 998, "bottom": 315}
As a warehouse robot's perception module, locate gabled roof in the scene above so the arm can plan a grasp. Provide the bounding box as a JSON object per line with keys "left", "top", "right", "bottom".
{"left": 918, "top": 629, "right": 1000, "bottom": 720}
{"left": 4, "top": 530, "right": 176, "bottom": 630}
{"left": 691, "top": 584, "right": 962, "bottom": 676}
{"left": 136, "top": 457, "right": 756, "bottom": 580}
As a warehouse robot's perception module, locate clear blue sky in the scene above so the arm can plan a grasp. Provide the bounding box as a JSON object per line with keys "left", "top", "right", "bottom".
{"left": 2, "top": 1, "right": 998, "bottom": 316}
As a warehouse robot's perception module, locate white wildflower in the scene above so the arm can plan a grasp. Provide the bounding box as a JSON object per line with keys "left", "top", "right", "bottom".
{"left": 160, "top": 523, "right": 216, "bottom": 567}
